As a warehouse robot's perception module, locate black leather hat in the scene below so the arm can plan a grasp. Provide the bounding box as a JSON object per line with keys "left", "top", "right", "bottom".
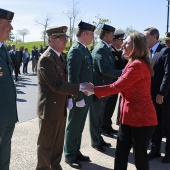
{"left": 0, "top": 8, "right": 14, "bottom": 20}
{"left": 100, "top": 24, "right": 115, "bottom": 33}
{"left": 78, "top": 21, "right": 96, "bottom": 32}
{"left": 46, "top": 26, "right": 69, "bottom": 37}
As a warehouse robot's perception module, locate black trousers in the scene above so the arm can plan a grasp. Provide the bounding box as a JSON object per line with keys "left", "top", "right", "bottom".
{"left": 0, "top": 123, "right": 15, "bottom": 170}
{"left": 13, "top": 64, "right": 20, "bottom": 82}
{"left": 151, "top": 99, "right": 170, "bottom": 157}
{"left": 101, "top": 94, "right": 118, "bottom": 130}
{"left": 114, "top": 124, "right": 155, "bottom": 170}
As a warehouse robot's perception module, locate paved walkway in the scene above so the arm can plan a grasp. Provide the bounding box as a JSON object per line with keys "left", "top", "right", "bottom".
{"left": 10, "top": 64, "right": 170, "bottom": 170}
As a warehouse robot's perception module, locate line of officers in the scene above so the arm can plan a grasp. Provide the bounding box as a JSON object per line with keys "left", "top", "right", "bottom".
{"left": 36, "top": 21, "right": 127, "bottom": 170}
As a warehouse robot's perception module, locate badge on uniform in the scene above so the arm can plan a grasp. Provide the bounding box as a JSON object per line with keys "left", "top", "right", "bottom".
{"left": 0, "top": 72, "right": 3, "bottom": 76}
{"left": 114, "top": 56, "right": 119, "bottom": 60}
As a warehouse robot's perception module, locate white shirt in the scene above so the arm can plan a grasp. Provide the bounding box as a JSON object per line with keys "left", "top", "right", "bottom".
{"left": 50, "top": 46, "right": 61, "bottom": 57}
{"left": 151, "top": 42, "right": 159, "bottom": 55}
{"left": 102, "top": 40, "right": 110, "bottom": 48}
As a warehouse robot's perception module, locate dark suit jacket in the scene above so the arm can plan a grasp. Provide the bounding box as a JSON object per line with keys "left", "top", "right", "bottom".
{"left": 151, "top": 44, "right": 170, "bottom": 99}
{"left": 67, "top": 41, "right": 93, "bottom": 103}
{"left": 37, "top": 47, "right": 79, "bottom": 120}
{"left": 92, "top": 41, "right": 122, "bottom": 86}
{"left": 9, "top": 50, "right": 20, "bottom": 66}
{"left": 151, "top": 43, "right": 170, "bottom": 127}
{"left": 0, "top": 44, "right": 18, "bottom": 125}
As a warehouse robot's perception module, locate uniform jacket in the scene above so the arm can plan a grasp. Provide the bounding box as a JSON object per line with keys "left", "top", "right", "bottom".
{"left": 37, "top": 47, "right": 79, "bottom": 120}
{"left": 0, "top": 44, "right": 18, "bottom": 125}
{"left": 94, "top": 60, "right": 158, "bottom": 127}
{"left": 67, "top": 41, "right": 93, "bottom": 103}
{"left": 111, "top": 45, "right": 128, "bottom": 70}
{"left": 92, "top": 41, "right": 122, "bottom": 86}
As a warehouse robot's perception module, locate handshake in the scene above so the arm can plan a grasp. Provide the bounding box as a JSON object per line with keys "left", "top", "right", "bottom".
{"left": 80, "top": 82, "right": 95, "bottom": 96}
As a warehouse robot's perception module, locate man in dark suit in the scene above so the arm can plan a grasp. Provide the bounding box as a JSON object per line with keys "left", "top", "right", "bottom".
{"left": 9, "top": 44, "right": 21, "bottom": 82}
{"left": 144, "top": 27, "right": 170, "bottom": 163}
{"left": 31, "top": 46, "right": 39, "bottom": 74}
{"left": 0, "top": 8, "right": 18, "bottom": 170}
{"left": 89, "top": 24, "right": 122, "bottom": 153}
{"left": 64, "top": 21, "right": 96, "bottom": 169}
{"left": 36, "top": 26, "right": 81, "bottom": 170}
{"left": 101, "top": 29, "right": 128, "bottom": 137}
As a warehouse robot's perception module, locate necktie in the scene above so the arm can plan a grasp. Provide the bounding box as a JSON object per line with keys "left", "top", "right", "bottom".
{"left": 149, "top": 49, "right": 153, "bottom": 59}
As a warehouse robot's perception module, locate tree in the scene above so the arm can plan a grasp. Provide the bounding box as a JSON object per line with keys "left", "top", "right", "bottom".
{"left": 17, "top": 29, "right": 29, "bottom": 42}
{"left": 63, "top": 0, "right": 81, "bottom": 47}
{"left": 92, "top": 14, "right": 110, "bottom": 46}
{"left": 7, "top": 31, "right": 15, "bottom": 42}
{"left": 124, "top": 26, "right": 138, "bottom": 38}
{"left": 36, "top": 15, "right": 51, "bottom": 47}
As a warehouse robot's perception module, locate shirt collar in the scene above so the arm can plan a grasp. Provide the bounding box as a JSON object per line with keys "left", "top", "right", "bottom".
{"left": 151, "top": 42, "right": 159, "bottom": 54}
{"left": 102, "top": 40, "right": 110, "bottom": 48}
{"left": 50, "top": 46, "right": 61, "bottom": 57}
{"left": 77, "top": 41, "right": 87, "bottom": 48}
{"left": 0, "top": 42, "right": 3, "bottom": 48}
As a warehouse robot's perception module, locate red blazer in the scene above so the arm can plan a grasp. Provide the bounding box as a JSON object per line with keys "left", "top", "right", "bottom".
{"left": 94, "top": 60, "right": 158, "bottom": 127}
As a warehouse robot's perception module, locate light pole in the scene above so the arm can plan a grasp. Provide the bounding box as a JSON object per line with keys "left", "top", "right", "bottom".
{"left": 167, "top": 0, "right": 170, "bottom": 32}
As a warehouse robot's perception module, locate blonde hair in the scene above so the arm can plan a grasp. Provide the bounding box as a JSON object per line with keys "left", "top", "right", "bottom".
{"left": 128, "top": 32, "right": 154, "bottom": 76}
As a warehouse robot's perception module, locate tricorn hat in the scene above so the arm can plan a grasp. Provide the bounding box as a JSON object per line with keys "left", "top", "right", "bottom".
{"left": 100, "top": 24, "right": 115, "bottom": 33}
{"left": 46, "top": 26, "right": 69, "bottom": 37}
{"left": 0, "top": 8, "right": 14, "bottom": 20}
{"left": 78, "top": 21, "right": 96, "bottom": 32}
{"left": 165, "top": 32, "right": 170, "bottom": 40}
{"left": 113, "top": 29, "right": 125, "bottom": 39}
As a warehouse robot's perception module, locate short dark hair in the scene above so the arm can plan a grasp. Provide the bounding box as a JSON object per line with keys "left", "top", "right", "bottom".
{"left": 76, "top": 28, "right": 86, "bottom": 37}
{"left": 99, "top": 29, "right": 110, "bottom": 39}
{"left": 144, "top": 27, "right": 159, "bottom": 40}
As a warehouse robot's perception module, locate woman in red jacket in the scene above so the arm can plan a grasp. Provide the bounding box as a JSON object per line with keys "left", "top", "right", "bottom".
{"left": 82, "top": 32, "right": 158, "bottom": 170}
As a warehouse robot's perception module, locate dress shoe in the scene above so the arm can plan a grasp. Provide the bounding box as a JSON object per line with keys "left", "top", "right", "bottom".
{"left": 92, "top": 144, "right": 105, "bottom": 152}
{"left": 148, "top": 150, "right": 161, "bottom": 160}
{"left": 162, "top": 156, "right": 170, "bottom": 163}
{"left": 102, "top": 129, "right": 117, "bottom": 138}
{"left": 101, "top": 140, "right": 111, "bottom": 147}
{"left": 65, "top": 159, "right": 82, "bottom": 169}
{"left": 109, "top": 127, "right": 118, "bottom": 134}
{"left": 76, "top": 152, "right": 90, "bottom": 161}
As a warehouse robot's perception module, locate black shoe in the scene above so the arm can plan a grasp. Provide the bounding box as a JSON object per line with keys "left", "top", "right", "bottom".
{"left": 101, "top": 140, "right": 111, "bottom": 147}
{"left": 76, "top": 152, "right": 90, "bottom": 162}
{"left": 162, "top": 156, "right": 170, "bottom": 163}
{"left": 65, "top": 159, "right": 82, "bottom": 169}
{"left": 92, "top": 145, "right": 105, "bottom": 152}
{"left": 109, "top": 127, "right": 118, "bottom": 134}
{"left": 148, "top": 150, "right": 161, "bottom": 160}
{"left": 102, "top": 129, "right": 117, "bottom": 138}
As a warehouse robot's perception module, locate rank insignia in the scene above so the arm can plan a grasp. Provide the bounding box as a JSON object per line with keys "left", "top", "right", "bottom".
{"left": 0, "top": 72, "right": 3, "bottom": 76}
{"left": 114, "top": 56, "right": 119, "bottom": 60}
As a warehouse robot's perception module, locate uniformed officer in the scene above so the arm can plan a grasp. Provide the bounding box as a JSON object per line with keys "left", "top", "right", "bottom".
{"left": 89, "top": 24, "right": 122, "bottom": 153}
{"left": 101, "top": 29, "right": 128, "bottom": 137}
{"left": 0, "top": 8, "right": 18, "bottom": 170}
{"left": 36, "top": 26, "right": 81, "bottom": 170}
{"left": 64, "top": 21, "right": 96, "bottom": 169}
{"left": 165, "top": 32, "right": 170, "bottom": 47}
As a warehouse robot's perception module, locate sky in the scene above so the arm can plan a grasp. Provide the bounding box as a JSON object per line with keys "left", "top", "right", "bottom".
{"left": 0, "top": 0, "right": 169, "bottom": 42}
